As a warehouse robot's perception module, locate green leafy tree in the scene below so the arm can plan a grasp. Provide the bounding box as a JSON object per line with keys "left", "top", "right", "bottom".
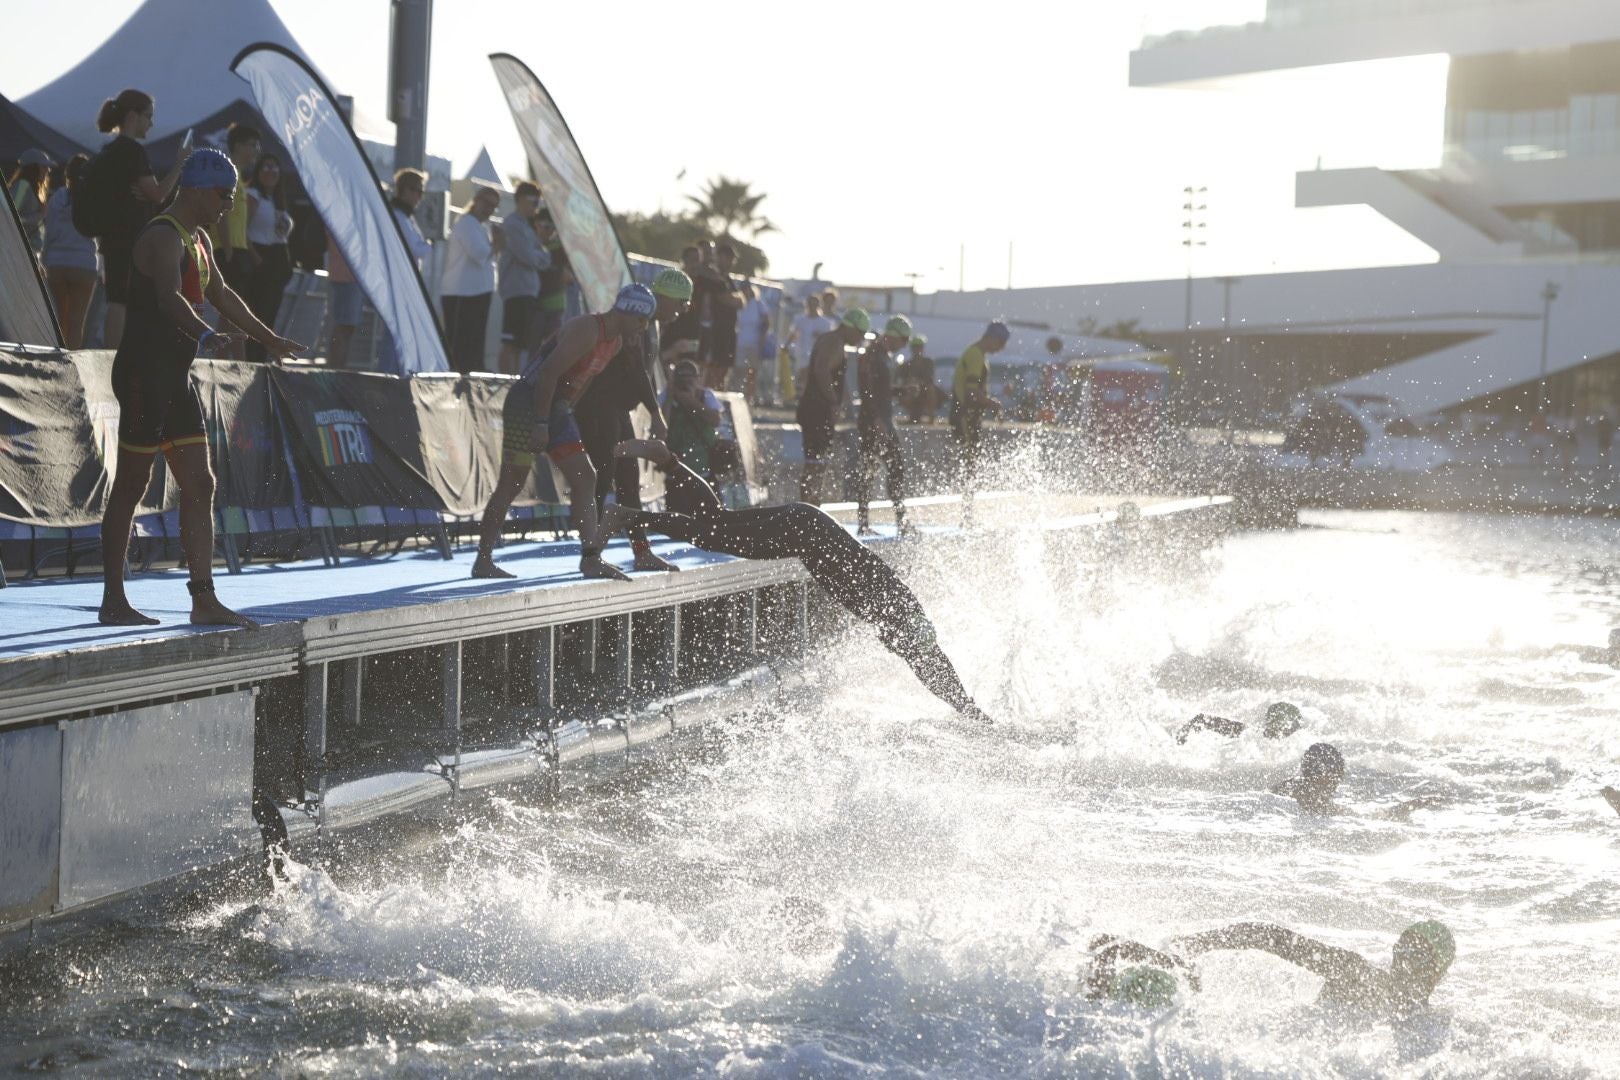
{"left": 685, "top": 175, "right": 776, "bottom": 241}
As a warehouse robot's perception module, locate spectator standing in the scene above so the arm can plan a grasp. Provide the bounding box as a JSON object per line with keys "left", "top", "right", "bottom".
{"left": 820, "top": 288, "right": 840, "bottom": 321}
{"left": 375, "top": 168, "right": 432, "bottom": 372}
{"left": 211, "top": 125, "right": 260, "bottom": 292}
{"left": 737, "top": 282, "right": 772, "bottom": 404}
{"left": 324, "top": 234, "right": 363, "bottom": 368}
{"left": 688, "top": 239, "right": 727, "bottom": 372}
{"left": 663, "top": 244, "right": 706, "bottom": 364}
{"left": 952, "top": 320, "right": 1009, "bottom": 525}
{"left": 389, "top": 168, "right": 432, "bottom": 269}
{"left": 855, "top": 315, "right": 912, "bottom": 534}
{"left": 441, "top": 183, "right": 503, "bottom": 374}
{"left": 42, "top": 154, "right": 101, "bottom": 349}
{"left": 7, "top": 148, "right": 51, "bottom": 250}
{"left": 788, "top": 294, "right": 834, "bottom": 391}
{"left": 532, "top": 209, "right": 570, "bottom": 347}
{"left": 703, "top": 242, "right": 744, "bottom": 391}
{"left": 497, "top": 181, "right": 549, "bottom": 375}
{"left": 243, "top": 154, "right": 293, "bottom": 362}
{"left": 662, "top": 360, "right": 725, "bottom": 483}
{"left": 85, "top": 89, "right": 183, "bottom": 348}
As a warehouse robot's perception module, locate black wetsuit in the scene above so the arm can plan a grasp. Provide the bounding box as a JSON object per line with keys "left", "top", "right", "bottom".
{"left": 621, "top": 457, "right": 986, "bottom": 718}
{"left": 111, "top": 215, "right": 210, "bottom": 454}
{"left": 574, "top": 320, "right": 663, "bottom": 549}
{"left": 795, "top": 329, "right": 848, "bottom": 467}
{"left": 856, "top": 340, "right": 906, "bottom": 531}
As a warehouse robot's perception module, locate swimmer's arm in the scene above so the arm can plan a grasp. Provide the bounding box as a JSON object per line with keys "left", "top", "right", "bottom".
{"left": 1176, "top": 714, "right": 1245, "bottom": 744}
{"left": 530, "top": 316, "right": 595, "bottom": 417}
{"left": 136, "top": 226, "right": 213, "bottom": 341}
{"left": 1171, "top": 923, "right": 1364, "bottom": 981}
{"left": 1377, "top": 796, "right": 1445, "bottom": 822}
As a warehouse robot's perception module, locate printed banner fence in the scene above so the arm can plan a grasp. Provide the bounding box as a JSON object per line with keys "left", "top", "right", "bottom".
{"left": 0, "top": 357, "right": 578, "bottom": 534}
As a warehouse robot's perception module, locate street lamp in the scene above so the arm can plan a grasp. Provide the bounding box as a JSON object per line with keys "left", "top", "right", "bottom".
{"left": 1538, "top": 280, "right": 1560, "bottom": 412}
{"left": 1216, "top": 275, "right": 1241, "bottom": 417}
{"left": 1181, "top": 185, "right": 1208, "bottom": 334}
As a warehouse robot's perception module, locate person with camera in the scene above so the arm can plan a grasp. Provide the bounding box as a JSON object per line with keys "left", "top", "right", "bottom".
{"left": 661, "top": 360, "right": 725, "bottom": 486}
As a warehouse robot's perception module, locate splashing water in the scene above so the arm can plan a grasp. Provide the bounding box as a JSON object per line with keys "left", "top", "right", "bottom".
{"left": 3, "top": 510, "right": 1618, "bottom": 1077}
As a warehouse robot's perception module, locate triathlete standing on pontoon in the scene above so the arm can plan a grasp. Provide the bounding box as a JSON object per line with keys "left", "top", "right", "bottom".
{"left": 604, "top": 438, "right": 993, "bottom": 723}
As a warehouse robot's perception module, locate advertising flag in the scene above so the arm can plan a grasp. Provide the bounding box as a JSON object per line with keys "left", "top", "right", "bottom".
{"left": 232, "top": 43, "right": 447, "bottom": 374}
{"left": 488, "top": 54, "right": 632, "bottom": 314}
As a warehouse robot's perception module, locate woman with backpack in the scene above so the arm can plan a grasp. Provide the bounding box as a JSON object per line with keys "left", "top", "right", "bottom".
{"left": 80, "top": 89, "right": 184, "bottom": 347}
{"left": 42, "top": 154, "right": 101, "bottom": 349}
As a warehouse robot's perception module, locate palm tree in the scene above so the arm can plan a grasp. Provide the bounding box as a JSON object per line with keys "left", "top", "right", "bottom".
{"left": 686, "top": 176, "right": 776, "bottom": 241}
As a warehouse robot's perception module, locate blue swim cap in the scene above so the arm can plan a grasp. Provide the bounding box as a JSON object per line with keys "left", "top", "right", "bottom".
{"left": 612, "top": 283, "right": 657, "bottom": 317}
{"left": 178, "top": 148, "right": 238, "bottom": 191}
{"left": 984, "top": 319, "right": 1011, "bottom": 344}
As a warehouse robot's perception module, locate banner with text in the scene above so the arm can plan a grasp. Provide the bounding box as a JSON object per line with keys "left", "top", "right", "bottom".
{"left": 233, "top": 44, "right": 447, "bottom": 374}
{"left": 489, "top": 54, "right": 631, "bottom": 315}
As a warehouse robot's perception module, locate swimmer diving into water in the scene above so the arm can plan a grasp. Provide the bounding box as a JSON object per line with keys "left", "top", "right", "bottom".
{"left": 1168, "top": 920, "right": 1455, "bottom": 1019}
{"left": 602, "top": 438, "right": 993, "bottom": 723}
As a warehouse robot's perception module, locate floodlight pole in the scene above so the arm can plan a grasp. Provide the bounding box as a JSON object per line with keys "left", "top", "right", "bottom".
{"left": 389, "top": 0, "right": 433, "bottom": 171}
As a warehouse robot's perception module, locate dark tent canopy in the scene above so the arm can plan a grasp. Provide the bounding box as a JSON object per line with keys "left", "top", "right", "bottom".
{"left": 0, "top": 92, "right": 88, "bottom": 165}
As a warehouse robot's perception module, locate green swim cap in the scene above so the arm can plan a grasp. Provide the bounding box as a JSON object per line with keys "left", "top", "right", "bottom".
{"left": 1403, "top": 921, "right": 1455, "bottom": 973}
{"left": 652, "top": 268, "right": 694, "bottom": 301}
{"left": 1109, "top": 966, "right": 1177, "bottom": 1008}
{"left": 884, "top": 315, "right": 913, "bottom": 341}
{"left": 841, "top": 307, "right": 871, "bottom": 334}
{"left": 910, "top": 335, "right": 927, "bottom": 348}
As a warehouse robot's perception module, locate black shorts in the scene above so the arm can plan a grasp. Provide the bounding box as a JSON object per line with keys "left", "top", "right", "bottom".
{"left": 502, "top": 295, "right": 539, "bottom": 346}
{"left": 705, "top": 325, "right": 738, "bottom": 369}
{"left": 102, "top": 236, "right": 134, "bottom": 305}
{"left": 222, "top": 249, "right": 256, "bottom": 293}
{"left": 798, "top": 401, "right": 836, "bottom": 463}
{"left": 111, "top": 357, "right": 206, "bottom": 455}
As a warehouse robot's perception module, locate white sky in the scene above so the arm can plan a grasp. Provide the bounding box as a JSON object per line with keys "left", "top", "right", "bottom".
{"left": 5, "top": 0, "right": 1448, "bottom": 290}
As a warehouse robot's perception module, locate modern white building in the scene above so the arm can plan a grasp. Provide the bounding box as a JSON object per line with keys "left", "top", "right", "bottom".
{"left": 911, "top": 0, "right": 1620, "bottom": 418}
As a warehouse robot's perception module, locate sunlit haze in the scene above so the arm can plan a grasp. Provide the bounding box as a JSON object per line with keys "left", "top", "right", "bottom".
{"left": 5, "top": 0, "right": 1446, "bottom": 287}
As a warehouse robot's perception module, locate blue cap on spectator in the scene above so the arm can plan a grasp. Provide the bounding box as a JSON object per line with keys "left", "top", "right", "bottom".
{"left": 612, "top": 283, "right": 657, "bottom": 317}
{"left": 178, "top": 148, "right": 238, "bottom": 191}
{"left": 984, "top": 320, "right": 1011, "bottom": 344}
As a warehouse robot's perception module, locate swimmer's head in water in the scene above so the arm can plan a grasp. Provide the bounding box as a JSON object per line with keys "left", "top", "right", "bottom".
{"left": 1393, "top": 921, "right": 1455, "bottom": 994}
{"left": 1109, "top": 966, "right": 1178, "bottom": 1008}
{"left": 1263, "top": 701, "right": 1303, "bottom": 739}
{"left": 1299, "top": 742, "right": 1345, "bottom": 784}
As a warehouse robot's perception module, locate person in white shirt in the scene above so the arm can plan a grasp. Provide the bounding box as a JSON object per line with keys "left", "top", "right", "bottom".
{"left": 440, "top": 182, "right": 503, "bottom": 374}
{"left": 788, "top": 293, "right": 834, "bottom": 394}
{"left": 736, "top": 283, "right": 772, "bottom": 405}
{"left": 375, "top": 168, "right": 433, "bottom": 372}
{"left": 390, "top": 168, "right": 432, "bottom": 268}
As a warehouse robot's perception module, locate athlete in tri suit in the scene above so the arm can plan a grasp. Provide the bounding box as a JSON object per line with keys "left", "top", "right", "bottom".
{"left": 855, "top": 314, "right": 912, "bottom": 535}
{"left": 472, "top": 283, "right": 657, "bottom": 581}
{"left": 572, "top": 269, "right": 692, "bottom": 574}
{"left": 951, "top": 320, "right": 1009, "bottom": 526}
{"left": 97, "top": 148, "right": 305, "bottom": 628}
{"left": 606, "top": 438, "right": 993, "bottom": 723}
{"left": 795, "top": 307, "right": 870, "bottom": 505}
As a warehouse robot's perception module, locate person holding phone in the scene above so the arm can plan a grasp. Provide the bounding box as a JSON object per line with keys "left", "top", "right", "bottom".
{"left": 660, "top": 360, "right": 724, "bottom": 483}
